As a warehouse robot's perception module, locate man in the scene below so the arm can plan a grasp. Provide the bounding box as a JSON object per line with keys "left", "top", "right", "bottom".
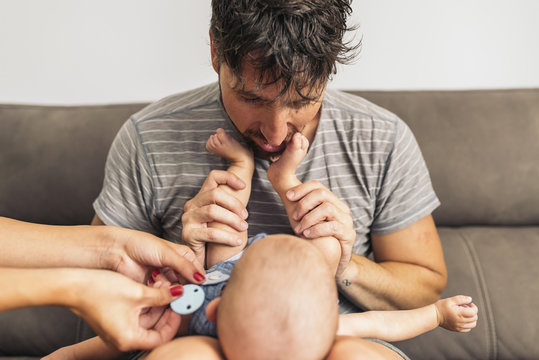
{"left": 96, "top": 0, "right": 447, "bottom": 311}
{"left": 2, "top": 0, "right": 446, "bottom": 357}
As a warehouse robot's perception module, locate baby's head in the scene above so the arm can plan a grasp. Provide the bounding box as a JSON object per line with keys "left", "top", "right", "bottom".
{"left": 212, "top": 234, "right": 339, "bottom": 360}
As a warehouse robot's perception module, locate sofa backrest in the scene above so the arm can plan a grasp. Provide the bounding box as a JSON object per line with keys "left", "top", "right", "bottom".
{"left": 0, "top": 103, "right": 146, "bottom": 225}
{"left": 1, "top": 89, "right": 538, "bottom": 227}
{"left": 354, "top": 89, "right": 539, "bottom": 226}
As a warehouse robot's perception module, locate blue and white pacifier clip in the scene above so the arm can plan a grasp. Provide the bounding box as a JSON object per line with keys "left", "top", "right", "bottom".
{"left": 170, "top": 270, "right": 230, "bottom": 315}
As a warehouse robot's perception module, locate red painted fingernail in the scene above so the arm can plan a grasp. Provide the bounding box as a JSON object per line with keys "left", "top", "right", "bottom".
{"left": 148, "top": 277, "right": 155, "bottom": 284}
{"left": 152, "top": 269, "right": 160, "bottom": 278}
{"left": 170, "top": 285, "right": 183, "bottom": 297}
{"left": 194, "top": 272, "right": 206, "bottom": 282}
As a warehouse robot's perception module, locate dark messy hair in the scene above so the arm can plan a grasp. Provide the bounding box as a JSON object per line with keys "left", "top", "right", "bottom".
{"left": 210, "top": 0, "right": 360, "bottom": 101}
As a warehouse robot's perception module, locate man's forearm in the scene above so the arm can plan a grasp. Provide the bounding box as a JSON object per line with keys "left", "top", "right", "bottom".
{"left": 0, "top": 217, "right": 111, "bottom": 269}
{"left": 336, "top": 254, "right": 446, "bottom": 310}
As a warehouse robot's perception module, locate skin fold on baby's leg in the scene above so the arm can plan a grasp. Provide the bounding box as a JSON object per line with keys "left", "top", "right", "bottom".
{"left": 327, "top": 337, "right": 404, "bottom": 360}
{"left": 267, "top": 132, "right": 341, "bottom": 274}
{"left": 144, "top": 336, "right": 224, "bottom": 360}
{"left": 205, "top": 128, "right": 254, "bottom": 268}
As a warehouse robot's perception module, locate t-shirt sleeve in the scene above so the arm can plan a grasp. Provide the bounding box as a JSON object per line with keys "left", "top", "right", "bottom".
{"left": 371, "top": 119, "right": 440, "bottom": 234}
{"left": 93, "top": 119, "right": 161, "bottom": 235}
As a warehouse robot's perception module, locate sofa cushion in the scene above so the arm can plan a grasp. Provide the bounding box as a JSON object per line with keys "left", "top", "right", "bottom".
{"left": 353, "top": 89, "right": 539, "bottom": 227}
{"left": 0, "top": 104, "right": 146, "bottom": 225}
{"left": 394, "top": 226, "right": 539, "bottom": 359}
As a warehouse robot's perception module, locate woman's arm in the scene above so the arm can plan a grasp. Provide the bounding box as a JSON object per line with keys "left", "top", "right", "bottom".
{"left": 0, "top": 216, "right": 204, "bottom": 283}
{"left": 0, "top": 217, "right": 109, "bottom": 269}
{"left": 337, "top": 295, "right": 478, "bottom": 342}
{"left": 0, "top": 267, "right": 184, "bottom": 351}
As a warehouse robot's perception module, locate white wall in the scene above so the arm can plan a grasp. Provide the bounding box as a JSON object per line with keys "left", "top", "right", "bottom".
{"left": 1, "top": 0, "right": 538, "bottom": 105}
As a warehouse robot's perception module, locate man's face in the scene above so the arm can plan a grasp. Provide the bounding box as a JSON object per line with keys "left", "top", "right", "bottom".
{"left": 217, "top": 62, "right": 324, "bottom": 160}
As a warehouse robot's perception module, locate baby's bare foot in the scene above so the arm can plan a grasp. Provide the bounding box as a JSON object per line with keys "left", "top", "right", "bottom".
{"left": 206, "top": 128, "right": 253, "bottom": 169}
{"left": 267, "top": 132, "right": 309, "bottom": 192}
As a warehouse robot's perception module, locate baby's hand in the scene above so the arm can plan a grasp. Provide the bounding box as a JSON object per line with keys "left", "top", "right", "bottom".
{"left": 435, "top": 295, "right": 478, "bottom": 332}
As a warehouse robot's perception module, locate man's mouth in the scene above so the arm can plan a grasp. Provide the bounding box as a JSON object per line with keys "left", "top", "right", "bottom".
{"left": 243, "top": 132, "right": 292, "bottom": 160}
{"left": 252, "top": 137, "right": 287, "bottom": 154}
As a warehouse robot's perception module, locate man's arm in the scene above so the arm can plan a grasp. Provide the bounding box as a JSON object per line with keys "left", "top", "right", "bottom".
{"left": 336, "top": 215, "right": 447, "bottom": 310}
{"left": 91, "top": 214, "right": 105, "bottom": 225}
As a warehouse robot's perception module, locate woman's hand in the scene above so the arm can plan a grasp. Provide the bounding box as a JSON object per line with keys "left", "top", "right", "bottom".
{"left": 66, "top": 268, "right": 185, "bottom": 351}
{"left": 0, "top": 216, "right": 206, "bottom": 284}
{"left": 1, "top": 267, "right": 186, "bottom": 351}
{"left": 98, "top": 225, "right": 206, "bottom": 284}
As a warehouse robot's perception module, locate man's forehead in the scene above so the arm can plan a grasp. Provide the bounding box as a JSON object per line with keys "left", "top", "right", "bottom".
{"left": 229, "top": 75, "right": 323, "bottom": 103}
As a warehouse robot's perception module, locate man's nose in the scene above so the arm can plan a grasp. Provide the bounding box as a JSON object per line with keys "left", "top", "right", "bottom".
{"left": 260, "top": 109, "right": 289, "bottom": 145}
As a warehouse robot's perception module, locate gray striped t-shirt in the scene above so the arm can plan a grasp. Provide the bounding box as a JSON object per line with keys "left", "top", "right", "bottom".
{"left": 93, "top": 82, "right": 439, "bottom": 256}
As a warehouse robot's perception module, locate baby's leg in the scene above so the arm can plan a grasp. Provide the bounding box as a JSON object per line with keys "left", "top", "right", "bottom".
{"left": 42, "top": 336, "right": 122, "bottom": 360}
{"left": 205, "top": 128, "right": 254, "bottom": 268}
{"left": 267, "top": 133, "right": 341, "bottom": 274}
{"left": 326, "top": 337, "right": 404, "bottom": 360}
{"left": 144, "top": 336, "right": 223, "bottom": 360}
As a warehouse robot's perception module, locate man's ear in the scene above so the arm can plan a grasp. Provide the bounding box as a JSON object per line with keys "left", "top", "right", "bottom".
{"left": 206, "top": 296, "right": 221, "bottom": 323}
{"left": 209, "top": 29, "right": 219, "bottom": 73}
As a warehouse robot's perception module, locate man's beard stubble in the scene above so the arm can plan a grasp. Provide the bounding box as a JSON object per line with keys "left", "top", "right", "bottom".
{"left": 242, "top": 127, "right": 298, "bottom": 161}
{"left": 217, "top": 78, "right": 301, "bottom": 161}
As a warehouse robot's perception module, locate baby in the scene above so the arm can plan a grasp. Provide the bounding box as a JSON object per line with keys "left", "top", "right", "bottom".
{"left": 146, "top": 233, "right": 477, "bottom": 360}
{"left": 46, "top": 129, "right": 478, "bottom": 359}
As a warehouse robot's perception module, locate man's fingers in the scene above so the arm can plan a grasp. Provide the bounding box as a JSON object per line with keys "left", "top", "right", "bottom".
{"left": 295, "top": 202, "right": 352, "bottom": 236}
{"left": 185, "top": 204, "right": 248, "bottom": 233}
{"left": 184, "top": 227, "right": 245, "bottom": 248}
{"left": 184, "top": 188, "right": 247, "bottom": 219}
{"left": 287, "top": 181, "right": 349, "bottom": 212}
{"left": 300, "top": 220, "right": 344, "bottom": 239}
{"left": 200, "top": 170, "right": 246, "bottom": 192}
{"left": 288, "top": 183, "right": 349, "bottom": 221}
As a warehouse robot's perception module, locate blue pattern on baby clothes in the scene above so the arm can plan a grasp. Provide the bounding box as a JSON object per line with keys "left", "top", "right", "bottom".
{"left": 188, "top": 233, "right": 267, "bottom": 337}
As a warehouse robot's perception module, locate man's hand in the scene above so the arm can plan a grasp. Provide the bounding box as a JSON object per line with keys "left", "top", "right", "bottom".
{"left": 181, "top": 170, "right": 249, "bottom": 265}
{"left": 286, "top": 180, "right": 356, "bottom": 276}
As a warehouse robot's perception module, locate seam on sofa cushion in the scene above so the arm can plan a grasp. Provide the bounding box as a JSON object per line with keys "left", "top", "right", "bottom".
{"left": 460, "top": 231, "right": 498, "bottom": 359}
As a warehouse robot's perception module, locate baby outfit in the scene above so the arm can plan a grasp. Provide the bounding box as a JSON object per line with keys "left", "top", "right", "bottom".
{"left": 188, "top": 232, "right": 267, "bottom": 337}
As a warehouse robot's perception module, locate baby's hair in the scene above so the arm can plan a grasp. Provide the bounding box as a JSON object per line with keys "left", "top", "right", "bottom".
{"left": 217, "top": 234, "right": 339, "bottom": 360}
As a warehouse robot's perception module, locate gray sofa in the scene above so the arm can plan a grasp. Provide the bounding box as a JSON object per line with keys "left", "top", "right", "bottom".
{"left": 1, "top": 89, "right": 538, "bottom": 359}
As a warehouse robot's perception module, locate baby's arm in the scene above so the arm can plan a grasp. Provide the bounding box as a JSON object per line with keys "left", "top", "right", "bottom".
{"left": 43, "top": 336, "right": 123, "bottom": 360}
{"left": 337, "top": 295, "right": 478, "bottom": 342}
